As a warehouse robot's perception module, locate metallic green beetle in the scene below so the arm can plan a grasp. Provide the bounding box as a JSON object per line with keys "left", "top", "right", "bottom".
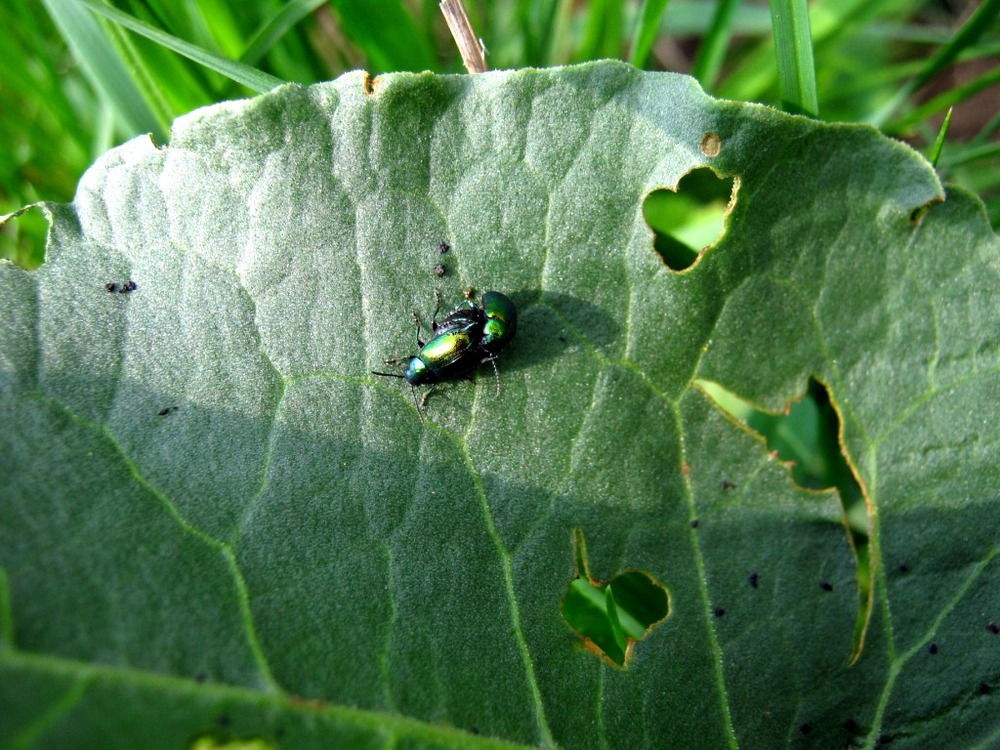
{"left": 372, "top": 290, "right": 518, "bottom": 415}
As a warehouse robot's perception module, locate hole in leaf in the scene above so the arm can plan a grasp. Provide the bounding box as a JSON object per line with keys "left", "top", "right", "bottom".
{"left": 699, "top": 378, "right": 863, "bottom": 511}
{"left": 0, "top": 204, "right": 49, "bottom": 270}
{"left": 561, "top": 529, "right": 669, "bottom": 667}
{"left": 643, "top": 168, "right": 736, "bottom": 271}
{"left": 190, "top": 736, "right": 275, "bottom": 750}
{"left": 698, "top": 378, "right": 870, "bottom": 653}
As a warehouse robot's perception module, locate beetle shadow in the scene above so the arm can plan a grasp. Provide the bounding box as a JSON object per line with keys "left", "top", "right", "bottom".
{"left": 499, "top": 289, "right": 622, "bottom": 376}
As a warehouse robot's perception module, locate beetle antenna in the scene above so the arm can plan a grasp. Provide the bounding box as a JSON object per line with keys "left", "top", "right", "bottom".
{"left": 410, "top": 386, "right": 425, "bottom": 422}
{"left": 371, "top": 370, "right": 407, "bottom": 379}
{"left": 486, "top": 356, "right": 501, "bottom": 396}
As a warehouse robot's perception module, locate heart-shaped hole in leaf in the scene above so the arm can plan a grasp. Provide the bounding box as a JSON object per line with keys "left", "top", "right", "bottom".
{"left": 643, "top": 167, "right": 736, "bottom": 271}
{"left": 561, "top": 530, "right": 670, "bottom": 667}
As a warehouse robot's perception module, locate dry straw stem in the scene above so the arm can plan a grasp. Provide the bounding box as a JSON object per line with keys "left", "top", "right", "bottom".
{"left": 439, "top": 0, "right": 487, "bottom": 73}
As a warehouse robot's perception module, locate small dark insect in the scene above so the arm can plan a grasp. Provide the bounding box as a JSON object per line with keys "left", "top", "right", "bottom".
{"left": 690, "top": 519, "right": 700, "bottom": 529}
{"left": 987, "top": 622, "right": 999, "bottom": 635}
{"left": 898, "top": 564, "right": 910, "bottom": 574}
{"left": 749, "top": 572, "right": 759, "bottom": 589}
{"left": 928, "top": 643, "right": 938, "bottom": 655}
{"left": 799, "top": 724, "right": 812, "bottom": 736}
{"left": 105, "top": 282, "right": 119, "bottom": 293}
{"left": 158, "top": 406, "right": 179, "bottom": 416}
{"left": 438, "top": 241, "right": 450, "bottom": 254}
{"left": 843, "top": 719, "right": 860, "bottom": 734}
{"left": 821, "top": 582, "right": 834, "bottom": 592}
{"left": 433, "top": 263, "right": 446, "bottom": 278}
{"left": 713, "top": 607, "right": 726, "bottom": 618}
{"left": 979, "top": 682, "right": 992, "bottom": 695}
{"left": 119, "top": 280, "right": 137, "bottom": 294}
{"left": 721, "top": 479, "right": 736, "bottom": 491}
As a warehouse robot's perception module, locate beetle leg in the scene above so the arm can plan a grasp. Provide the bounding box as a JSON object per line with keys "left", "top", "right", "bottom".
{"left": 410, "top": 311, "right": 425, "bottom": 347}
{"left": 431, "top": 288, "right": 443, "bottom": 328}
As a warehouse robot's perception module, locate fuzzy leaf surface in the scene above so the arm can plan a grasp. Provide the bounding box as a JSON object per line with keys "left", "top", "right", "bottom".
{"left": 2, "top": 62, "right": 999, "bottom": 749}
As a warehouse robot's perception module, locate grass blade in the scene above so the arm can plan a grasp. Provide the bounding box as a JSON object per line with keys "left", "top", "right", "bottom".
{"left": 891, "top": 62, "right": 1000, "bottom": 133}
{"left": 578, "top": 0, "right": 624, "bottom": 61}
{"left": 630, "top": 0, "right": 670, "bottom": 68}
{"left": 74, "top": 0, "right": 284, "bottom": 93}
{"left": 240, "top": 0, "right": 327, "bottom": 67}
{"left": 691, "top": 0, "right": 740, "bottom": 90}
{"left": 868, "top": 0, "right": 1000, "bottom": 128}
{"left": 328, "top": 0, "right": 435, "bottom": 73}
{"left": 928, "top": 107, "right": 952, "bottom": 168}
{"left": 40, "top": 0, "right": 164, "bottom": 139}
{"left": 769, "top": 0, "right": 819, "bottom": 116}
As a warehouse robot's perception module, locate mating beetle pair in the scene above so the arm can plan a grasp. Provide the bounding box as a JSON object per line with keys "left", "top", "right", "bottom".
{"left": 372, "top": 289, "right": 517, "bottom": 417}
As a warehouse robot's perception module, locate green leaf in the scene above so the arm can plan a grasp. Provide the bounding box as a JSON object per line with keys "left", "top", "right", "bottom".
{"left": 3, "top": 62, "right": 999, "bottom": 749}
